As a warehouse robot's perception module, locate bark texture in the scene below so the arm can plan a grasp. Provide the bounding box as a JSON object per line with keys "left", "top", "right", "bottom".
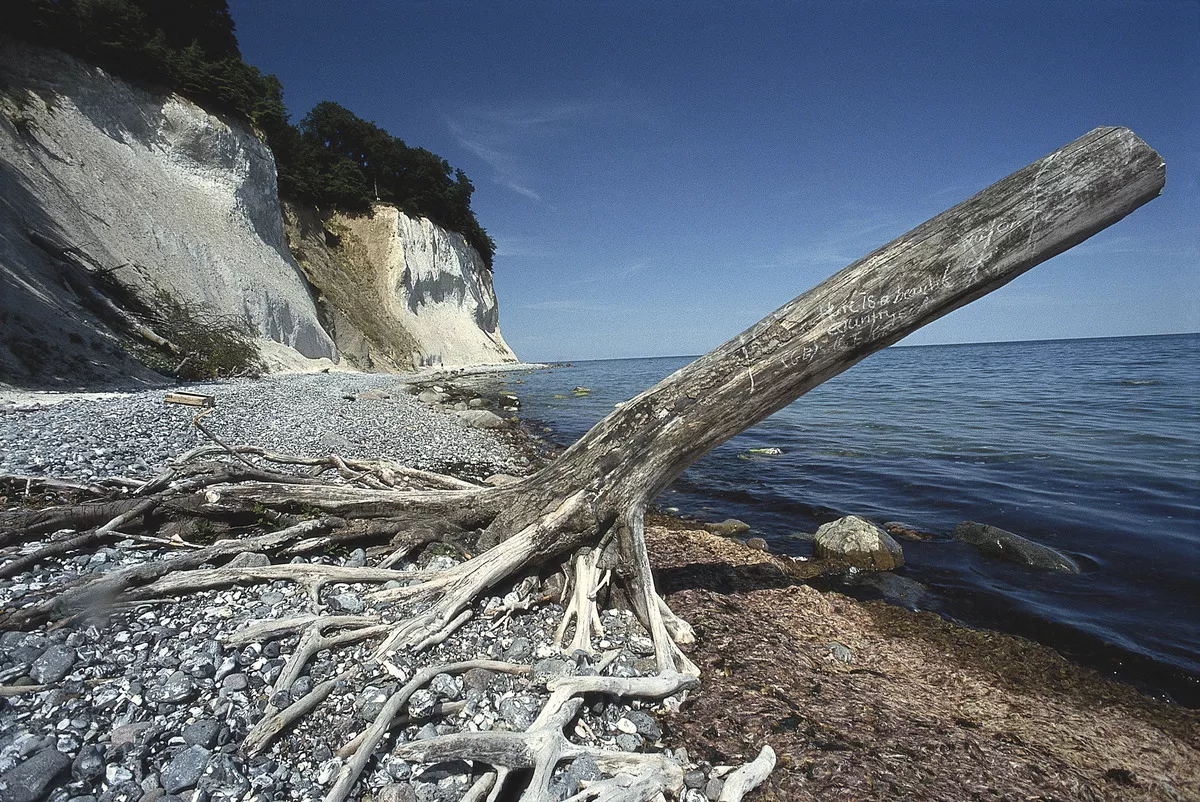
{"left": 0, "top": 127, "right": 1165, "bottom": 802}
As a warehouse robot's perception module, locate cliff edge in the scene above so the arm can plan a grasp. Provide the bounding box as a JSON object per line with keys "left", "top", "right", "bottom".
{"left": 0, "top": 40, "right": 516, "bottom": 387}
{"left": 287, "top": 205, "right": 517, "bottom": 371}
{"left": 0, "top": 39, "right": 337, "bottom": 387}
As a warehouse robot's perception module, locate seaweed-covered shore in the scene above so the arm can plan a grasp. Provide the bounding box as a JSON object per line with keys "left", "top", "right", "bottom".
{"left": 648, "top": 518, "right": 1199, "bottom": 800}
{"left": 2, "top": 373, "right": 1197, "bottom": 801}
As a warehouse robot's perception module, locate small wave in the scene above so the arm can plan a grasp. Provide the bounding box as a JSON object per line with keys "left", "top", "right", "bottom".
{"left": 1118, "top": 379, "right": 1161, "bottom": 386}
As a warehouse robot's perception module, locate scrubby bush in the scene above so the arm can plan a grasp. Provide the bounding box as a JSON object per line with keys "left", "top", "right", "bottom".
{"left": 138, "top": 291, "right": 265, "bottom": 380}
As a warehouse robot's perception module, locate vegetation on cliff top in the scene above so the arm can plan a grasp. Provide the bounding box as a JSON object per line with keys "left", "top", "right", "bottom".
{"left": 7, "top": 0, "right": 496, "bottom": 267}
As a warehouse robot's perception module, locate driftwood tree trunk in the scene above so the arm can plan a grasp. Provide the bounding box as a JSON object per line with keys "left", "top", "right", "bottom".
{"left": 0, "top": 126, "right": 1164, "bottom": 802}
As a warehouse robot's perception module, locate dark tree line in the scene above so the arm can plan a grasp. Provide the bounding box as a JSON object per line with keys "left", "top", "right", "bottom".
{"left": 7, "top": 0, "right": 496, "bottom": 267}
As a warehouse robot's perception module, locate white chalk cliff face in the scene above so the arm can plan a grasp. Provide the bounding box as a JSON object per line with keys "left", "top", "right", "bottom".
{"left": 0, "top": 40, "right": 335, "bottom": 385}
{"left": 340, "top": 207, "right": 517, "bottom": 367}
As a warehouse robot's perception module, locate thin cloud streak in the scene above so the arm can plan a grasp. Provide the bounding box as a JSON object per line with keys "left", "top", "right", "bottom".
{"left": 520, "top": 299, "right": 615, "bottom": 313}
{"left": 447, "top": 95, "right": 656, "bottom": 204}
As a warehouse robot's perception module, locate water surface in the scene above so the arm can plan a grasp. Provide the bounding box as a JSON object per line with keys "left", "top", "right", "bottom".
{"left": 476, "top": 334, "right": 1200, "bottom": 703}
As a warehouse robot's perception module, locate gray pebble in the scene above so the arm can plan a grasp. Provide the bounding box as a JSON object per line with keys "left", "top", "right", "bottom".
{"left": 225, "top": 552, "right": 270, "bottom": 569}
{"left": 70, "top": 745, "right": 104, "bottom": 781}
{"left": 326, "top": 593, "right": 364, "bottom": 614}
{"left": 160, "top": 746, "right": 210, "bottom": 794}
{"left": 625, "top": 710, "right": 662, "bottom": 741}
{"left": 461, "top": 668, "right": 494, "bottom": 693}
{"left": 154, "top": 671, "right": 197, "bottom": 704}
{"left": 221, "top": 674, "right": 248, "bottom": 692}
{"left": 502, "top": 637, "right": 532, "bottom": 662}
{"left": 377, "top": 784, "right": 416, "bottom": 802}
{"left": 0, "top": 748, "right": 71, "bottom": 802}
{"left": 615, "top": 733, "right": 642, "bottom": 752}
{"left": 182, "top": 720, "right": 220, "bottom": 749}
{"left": 30, "top": 645, "right": 76, "bottom": 685}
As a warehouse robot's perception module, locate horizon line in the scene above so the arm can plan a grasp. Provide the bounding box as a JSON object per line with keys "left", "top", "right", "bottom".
{"left": 545, "top": 330, "right": 1199, "bottom": 364}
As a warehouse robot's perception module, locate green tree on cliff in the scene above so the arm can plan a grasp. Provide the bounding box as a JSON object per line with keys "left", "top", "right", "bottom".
{"left": 8, "top": 0, "right": 496, "bottom": 267}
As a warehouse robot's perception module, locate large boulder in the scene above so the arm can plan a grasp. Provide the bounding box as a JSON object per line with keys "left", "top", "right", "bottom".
{"left": 952, "top": 522, "right": 1079, "bottom": 573}
{"left": 703, "top": 519, "right": 751, "bottom": 537}
{"left": 813, "top": 515, "right": 904, "bottom": 571}
{"left": 0, "top": 748, "right": 70, "bottom": 802}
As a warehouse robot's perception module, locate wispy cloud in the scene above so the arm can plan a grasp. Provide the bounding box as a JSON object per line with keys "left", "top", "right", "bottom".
{"left": 570, "top": 259, "right": 652, "bottom": 285}
{"left": 754, "top": 217, "right": 901, "bottom": 273}
{"left": 1063, "top": 234, "right": 1199, "bottom": 260}
{"left": 447, "top": 96, "right": 655, "bottom": 203}
{"left": 520, "top": 298, "right": 614, "bottom": 313}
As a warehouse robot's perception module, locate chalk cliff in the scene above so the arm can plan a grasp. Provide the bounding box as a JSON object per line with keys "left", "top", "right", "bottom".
{"left": 0, "top": 40, "right": 515, "bottom": 387}
{"left": 293, "top": 206, "right": 516, "bottom": 370}
{"left": 0, "top": 40, "right": 337, "bottom": 386}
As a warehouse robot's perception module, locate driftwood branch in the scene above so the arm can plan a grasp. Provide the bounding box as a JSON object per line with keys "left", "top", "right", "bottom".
{"left": 1, "top": 128, "right": 1164, "bottom": 801}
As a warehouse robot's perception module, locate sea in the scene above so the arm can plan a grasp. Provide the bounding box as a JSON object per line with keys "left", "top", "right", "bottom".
{"left": 472, "top": 333, "right": 1200, "bottom": 705}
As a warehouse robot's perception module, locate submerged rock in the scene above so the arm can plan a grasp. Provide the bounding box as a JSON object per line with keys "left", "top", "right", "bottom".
{"left": 852, "top": 571, "right": 931, "bottom": 610}
{"left": 814, "top": 516, "right": 904, "bottom": 571}
{"left": 883, "top": 521, "right": 935, "bottom": 541}
{"left": 953, "top": 522, "right": 1079, "bottom": 573}
{"left": 704, "top": 519, "right": 751, "bottom": 537}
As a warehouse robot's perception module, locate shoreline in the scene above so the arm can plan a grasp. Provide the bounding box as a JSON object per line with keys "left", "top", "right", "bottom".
{"left": 647, "top": 521, "right": 1199, "bottom": 799}
{"left": 1, "top": 372, "right": 1197, "bottom": 799}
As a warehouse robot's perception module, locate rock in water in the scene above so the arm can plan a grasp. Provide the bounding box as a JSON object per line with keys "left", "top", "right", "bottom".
{"left": 456, "top": 409, "right": 507, "bottom": 429}
{"left": 704, "top": 519, "right": 751, "bottom": 537}
{"left": 813, "top": 516, "right": 904, "bottom": 571}
{"left": 952, "top": 522, "right": 1080, "bottom": 573}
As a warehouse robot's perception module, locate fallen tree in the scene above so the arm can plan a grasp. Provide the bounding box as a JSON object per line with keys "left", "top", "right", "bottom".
{"left": 0, "top": 127, "right": 1165, "bottom": 801}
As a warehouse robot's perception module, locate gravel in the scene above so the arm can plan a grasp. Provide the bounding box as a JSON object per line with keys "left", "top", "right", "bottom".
{"left": 0, "top": 373, "right": 529, "bottom": 482}
{"left": 0, "top": 372, "right": 731, "bottom": 802}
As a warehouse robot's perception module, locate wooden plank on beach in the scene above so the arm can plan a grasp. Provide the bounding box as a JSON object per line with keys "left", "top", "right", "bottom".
{"left": 163, "top": 392, "right": 215, "bottom": 408}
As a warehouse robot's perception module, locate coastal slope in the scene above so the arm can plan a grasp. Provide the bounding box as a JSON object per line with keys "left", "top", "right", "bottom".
{"left": 285, "top": 204, "right": 518, "bottom": 372}
{"left": 328, "top": 206, "right": 517, "bottom": 369}
{"left": 0, "top": 40, "right": 336, "bottom": 385}
{"left": 0, "top": 39, "right": 517, "bottom": 387}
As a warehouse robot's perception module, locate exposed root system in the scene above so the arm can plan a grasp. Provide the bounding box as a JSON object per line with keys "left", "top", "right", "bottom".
{"left": 0, "top": 442, "right": 771, "bottom": 802}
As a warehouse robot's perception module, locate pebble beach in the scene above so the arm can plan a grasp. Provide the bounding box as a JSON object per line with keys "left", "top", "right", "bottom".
{"left": 0, "top": 371, "right": 713, "bottom": 802}
{"left": 2, "top": 371, "right": 1198, "bottom": 802}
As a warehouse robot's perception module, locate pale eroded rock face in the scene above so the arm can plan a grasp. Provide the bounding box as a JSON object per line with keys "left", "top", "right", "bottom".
{"left": 0, "top": 40, "right": 335, "bottom": 386}
{"left": 340, "top": 207, "right": 517, "bottom": 368}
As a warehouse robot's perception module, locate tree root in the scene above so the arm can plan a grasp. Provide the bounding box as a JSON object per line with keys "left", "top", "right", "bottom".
{"left": 555, "top": 546, "right": 610, "bottom": 656}
{"left": 327, "top": 660, "right": 531, "bottom": 802}
{"left": 144, "top": 444, "right": 484, "bottom": 494}
{"left": 2, "top": 450, "right": 776, "bottom": 800}
{"left": 1, "top": 518, "right": 335, "bottom": 628}
{"left": 371, "top": 491, "right": 588, "bottom": 656}
{"left": 394, "top": 670, "right": 699, "bottom": 802}
{"left": 716, "top": 746, "right": 776, "bottom": 802}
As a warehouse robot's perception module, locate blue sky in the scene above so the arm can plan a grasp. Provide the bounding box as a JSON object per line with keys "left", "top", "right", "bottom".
{"left": 229, "top": 0, "right": 1198, "bottom": 362}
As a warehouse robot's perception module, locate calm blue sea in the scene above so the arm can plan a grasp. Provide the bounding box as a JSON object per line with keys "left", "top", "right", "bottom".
{"left": 485, "top": 334, "right": 1200, "bottom": 703}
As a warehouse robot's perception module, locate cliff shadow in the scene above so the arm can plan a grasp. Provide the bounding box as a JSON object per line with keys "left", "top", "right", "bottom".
{"left": 0, "top": 157, "right": 167, "bottom": 390}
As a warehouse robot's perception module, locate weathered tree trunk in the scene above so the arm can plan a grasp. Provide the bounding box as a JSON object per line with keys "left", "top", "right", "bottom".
{"left": 1, "top": 126, "right": 1164, "bottom": 802}
{"left": 481, "top": 126, "right": 1164, "bottom": 555}
{"left": 526, "top": 127, "right": 1163, "bottom": 511}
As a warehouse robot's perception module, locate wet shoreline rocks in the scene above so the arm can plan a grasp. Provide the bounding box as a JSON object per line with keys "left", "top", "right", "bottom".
{"left": 952, "top": 521, "right": 1080, "bottom": 573}
{"left": 813, "top": 515, "right": 905, "bottom": 571}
